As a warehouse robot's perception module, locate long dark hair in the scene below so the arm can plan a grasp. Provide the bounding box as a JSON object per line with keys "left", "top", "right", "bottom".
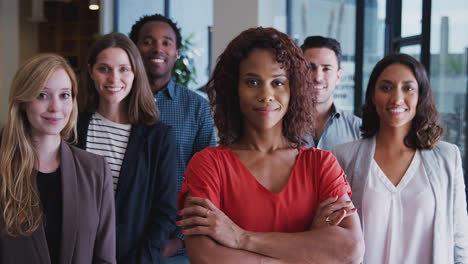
{"left": 362, "top": 53, "right": 443, "bottom": 149}
{"left": 84, "top": 32, "right": 158, "bottom": 125}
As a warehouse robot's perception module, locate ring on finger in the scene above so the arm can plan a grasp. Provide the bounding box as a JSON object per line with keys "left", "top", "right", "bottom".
{"left": 325, "top": 216, "right": 331, "bottom": 224}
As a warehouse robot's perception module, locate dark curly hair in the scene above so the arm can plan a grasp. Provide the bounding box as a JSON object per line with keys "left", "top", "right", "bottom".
{"left": 362, "top": 53, "right": 443, "bottom": 149}
{"left": 206, "top": 27, "right": 315, "bottom": 148}
{"left": 129, "top": 13, "right": 182, "bottom": 49}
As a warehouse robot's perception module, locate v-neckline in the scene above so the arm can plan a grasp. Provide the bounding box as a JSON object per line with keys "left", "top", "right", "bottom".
{"left": 225, "top": 147, "right": 303, "bottom": 195}
{"left": 372, "top": 150, "right": 420, "bottom": 192}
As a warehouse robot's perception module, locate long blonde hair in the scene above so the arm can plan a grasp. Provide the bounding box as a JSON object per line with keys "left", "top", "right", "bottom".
{"left": 0, "top": 53, "right": 78, "bottom": 236}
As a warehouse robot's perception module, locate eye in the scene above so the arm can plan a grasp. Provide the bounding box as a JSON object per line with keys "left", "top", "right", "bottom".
{"left": 120, "top": 66, "right": 131, "bottom": 73}
{"left": 61, "top": 92, "right": 72, "bottom": 99}
{"left": 380, "top": 85, "right": 392, "bottom": 92}
{"left": 323, "top": 67, "right": 332, "bottom": 72}
{"left": 309, "top": 63, "right": 317, "bottom": 71}
{"left": 97, "top": 66, "right": 109, "bottom": 73}
{"left": 163, "top": 40, "right": 172, "bottom": 47}
{"left": 403, "top": 85, "right": 416, "bottom": 92}
{"left": 272, "top": 80, "right": 286, "bottom": 87}
{"left": 143, "top": 39, "right": 153, "bottom": 45}
{"left": 37, "top": 92, "right": 48, "bottom": 100}
{"left": 245, "top": 79, "right": 259, "bottom": 87}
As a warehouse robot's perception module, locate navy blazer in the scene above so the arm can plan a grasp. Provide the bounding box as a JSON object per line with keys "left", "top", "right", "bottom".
{"left": 0, "top": 141, "right": 116, "bottom": 264}
{"left": 77, "top": 112, "right": 177, "bottom": 264}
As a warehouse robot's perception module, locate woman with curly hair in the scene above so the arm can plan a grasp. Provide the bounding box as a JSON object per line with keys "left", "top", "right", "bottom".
{"left": 177, "top": 27, "right": 364, "bottom": 263}
{"left": 332, "top": 53, "right": 468, "bottom": 263}
{"left": 0, "top": 53, "right": 115, "bottom": 263}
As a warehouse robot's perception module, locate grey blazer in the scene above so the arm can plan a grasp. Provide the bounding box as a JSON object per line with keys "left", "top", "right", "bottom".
{"left": 332, "top": 137, "right": 468, "bottom": 263}
{"left": 0, "top": 141, "right": 116, "bottom": 264}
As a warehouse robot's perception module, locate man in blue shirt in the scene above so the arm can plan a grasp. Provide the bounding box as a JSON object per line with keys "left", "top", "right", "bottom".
{"left": 301, "top": 36, "right": 361, "bottom": 150}
{"left": 130, "top": 14, "right": 216, "bottom": 264}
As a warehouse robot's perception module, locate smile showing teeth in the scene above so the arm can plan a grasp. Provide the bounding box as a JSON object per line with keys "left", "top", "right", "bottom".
{"left": 151, "top": 58, "right": 164, "bottom": 63}
{"left": 389, "top": 108, "right": 406, "bottom": 113}
{"left": 106, "top": 87, "right": 122, "bottom": 92}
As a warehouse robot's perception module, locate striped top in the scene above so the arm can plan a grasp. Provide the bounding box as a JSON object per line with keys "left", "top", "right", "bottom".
{"left": 85, "top": 112, "right": 131, "bottom": 192}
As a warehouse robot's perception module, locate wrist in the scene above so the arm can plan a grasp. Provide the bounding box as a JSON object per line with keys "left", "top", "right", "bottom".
{"left": 238, "top": 229, "right": 252, "bottom": 250}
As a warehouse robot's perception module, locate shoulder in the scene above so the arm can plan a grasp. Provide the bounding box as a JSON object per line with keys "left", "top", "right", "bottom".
{"left": 174, "top": 83, "right": 209, "bottom": 106}
{"left": 332, "top": 138, "right": 366, "bottom": 156}
{"left": 66, "top": 143, "right": 106, "bottom": 164}
{"left": 188, "top": 146, "right": 230, "bottom": 167}
{"left": 337, "top": 110, "right": 362, "bottom": 125}
{"left": 133, "top": 121, "right": 175, "bottom": 146}
{"left": 422, "top": 140, "right": 461, "bottom": 164}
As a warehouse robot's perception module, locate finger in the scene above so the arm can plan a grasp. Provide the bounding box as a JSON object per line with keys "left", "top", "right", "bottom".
{"left": 328, "top": 208, "right": 357, "bottom": 226}
{"left": 179, "top": 205, "right": 212, "bottom": 218}
{"left": 322, "top": 201, "right": 353, "bottom": 215}
{"left": 187, "top": 197, "right": 219, "bottom": 211}
{"left": 318, "top": 196, "right": 339, "bottom": 209}
{"left": 177, "top": 216, "right": 210, "bottom": 228}
{"left": 182, "top": 225, "right": 212, "bottom": 236}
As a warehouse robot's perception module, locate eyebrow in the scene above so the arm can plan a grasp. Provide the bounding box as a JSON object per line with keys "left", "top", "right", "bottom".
{"left": 380, "top": 79, "right": 416, "bottom": 84}
{"left": 244, "top": 73, "right": 287, "bottom": 78}
{"left": 142, "top": 35, "right": 174, "bottom": 42}
{"left": 96, "top": 63, "right": 131, "bottom": 67}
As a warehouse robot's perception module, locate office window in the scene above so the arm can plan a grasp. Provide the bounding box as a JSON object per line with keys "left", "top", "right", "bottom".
{"left": 171, "top": 0, "right": 213, "bottom": 90}
{"left": 116, "top": 0, "right": 164, "bottom": 36}
{"left": 401, "top": 0, "right": 422, "bottom": 38}
{"left": 289, "top": 0, "right": 356, "bottom": 112}
{"left": 362, "top": 0, "right": 386, "bottom": 101}
{"left": 430, "top": 0, "right": 468, "bottom": 163}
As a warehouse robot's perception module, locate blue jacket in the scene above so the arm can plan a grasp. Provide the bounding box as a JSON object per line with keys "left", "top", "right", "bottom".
{"left": 77, "top": 112, "right": 177, "bottom": 264}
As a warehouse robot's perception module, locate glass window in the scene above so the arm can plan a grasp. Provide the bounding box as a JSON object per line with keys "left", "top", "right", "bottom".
{"left": 289, "top": 0, "right": 356, "bottom": 112}
{"left": 362, "top": 0, "right": 386, "bottom": 101}
{"left": 400, "top": 44, "right": 421, "bottom": 60}
{"left": 258, "top": 0, "right": 287, "bottom": 32}
{"left": 171, "top": 0, "right": 213, "bottom": 90}
{"left": 116, "top": 0, "right": 164, "bottom": 36}
{"left": 401, "top": 0, "right": 422, "bottom": 37}
{"left": 430, "top": 0, "right": 468, "bottom": 164}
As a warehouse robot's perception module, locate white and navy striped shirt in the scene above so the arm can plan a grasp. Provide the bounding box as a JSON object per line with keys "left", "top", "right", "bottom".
{"left": 85, "top": 112, "right": 131, "bottom": 192}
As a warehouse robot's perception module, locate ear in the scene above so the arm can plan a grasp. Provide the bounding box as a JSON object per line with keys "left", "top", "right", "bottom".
{"left": 87, "top": 64, "right": 94, "bottom": 80}
{"left": 336, "top": 68, "right": 343, "bottom": 85}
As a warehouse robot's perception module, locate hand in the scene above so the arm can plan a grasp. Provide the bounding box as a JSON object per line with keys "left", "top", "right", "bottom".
{"left": 162, "top": 238, "right": 184, "bottom": 259}
{"left": 178, "top": 196, "right": 246, "bottom": 249}
{"left": 310, "top": 195, "right": 357, "bottom": 229}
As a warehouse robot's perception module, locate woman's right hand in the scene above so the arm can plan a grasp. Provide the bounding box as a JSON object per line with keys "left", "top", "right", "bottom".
{"left": 310, "top": 195, "right": 357, "bottom": 229}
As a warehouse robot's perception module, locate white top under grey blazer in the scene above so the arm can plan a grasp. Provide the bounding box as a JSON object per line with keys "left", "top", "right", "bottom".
{"left": 332, "top": 137, "right": 468, "bottom": 264}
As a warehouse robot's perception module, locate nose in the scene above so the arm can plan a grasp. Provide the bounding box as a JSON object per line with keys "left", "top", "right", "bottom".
{"left": 390, "top": 88, "right": 404, "bottom": 104}
{"left": 152, "top": 41, "right": 163, "bottom": 53}
{"left": 257, "top": 86, "right": 274, "bottom": 103}
{"left": 108, "top": 70, "right": 119, "bottom": 83}
{"left": 48, "top": 97, "right": 60, "bottom": 112}
{"left": 312, "top": 69, "right": 324, "bottom": 83}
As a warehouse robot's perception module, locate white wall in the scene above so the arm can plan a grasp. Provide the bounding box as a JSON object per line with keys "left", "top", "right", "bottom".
{"left": 212, "top": 0, "right": 258, "bottom": 69}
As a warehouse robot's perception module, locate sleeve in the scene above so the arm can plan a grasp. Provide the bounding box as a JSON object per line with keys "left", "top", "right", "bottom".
{"left": 178, "top": 148, "right": 221, "bottom": 210}
{"left": 121, "top": 127, "right": 178, "bottom": 264}
{"left": 453, "top": 145, "right": 468, "bottom": 263}
{"left": 317, "top": 151, "right": 352, "bottom": 202}
{"left": 192, "top": 99, "right": 216, "bottom": 155}
{"left": 93, "top": 157, "right": 117, "bottom": 264}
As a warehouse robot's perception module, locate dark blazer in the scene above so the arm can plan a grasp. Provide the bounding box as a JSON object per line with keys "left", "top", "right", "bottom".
{"left": 0, "top": 141, "right": 116, "bottom": 264}
{"left": 77, "top": 112, "right": 177, "bottom": 264}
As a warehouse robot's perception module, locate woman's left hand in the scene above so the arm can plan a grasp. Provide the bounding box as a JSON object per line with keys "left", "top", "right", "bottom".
{"left": 178, "top": 196, "right": 246, "bottom": 249}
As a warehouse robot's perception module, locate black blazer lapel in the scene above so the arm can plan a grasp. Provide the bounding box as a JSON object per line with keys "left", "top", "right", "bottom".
{"left": 31, "top": 224, "right": 52, "bottom": 264}
{"left": 114, "top": 125, "right": 144, "bottom": 208}
{"left": 59, "top": 141, "right": 79, "bottom": 263}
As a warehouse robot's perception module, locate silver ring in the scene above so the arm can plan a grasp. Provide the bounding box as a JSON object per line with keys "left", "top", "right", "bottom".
{"left": 325, "top": 216, "right": 331, "bottom": 222}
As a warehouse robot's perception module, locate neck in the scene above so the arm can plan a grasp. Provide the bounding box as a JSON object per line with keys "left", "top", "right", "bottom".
{"left": 314, "top": 101, "right": 333, "bottom": 138}
{"left": 31, "top": 134, "right": 61, "bottom": 173}
{"left": 150, "top": 75, "right": 171, "bottom": 94}
{"left": 98, "top": 101, "right": 129, "bottom": 124}
{"left": 375, "top": 123, "right": 412, "bottom": 151}
{"left": 235, "top": 122, "right": 290, "bottom": 152}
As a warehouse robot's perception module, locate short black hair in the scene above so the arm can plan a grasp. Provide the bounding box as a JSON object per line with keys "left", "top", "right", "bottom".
{"left": 129, "top": 13, "right": 182, "bottom": 49}
{"left": 300, "top": 36, "right": 342, "bottom": 68}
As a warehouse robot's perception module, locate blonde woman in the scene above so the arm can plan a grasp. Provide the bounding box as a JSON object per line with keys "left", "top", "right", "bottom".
{"left": 0, "top": 53, "right": 116, "bottom": 264}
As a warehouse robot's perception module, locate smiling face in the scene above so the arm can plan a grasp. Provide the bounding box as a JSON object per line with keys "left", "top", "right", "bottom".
{"left": 25, "top": 68, "right": 73, "bottom": 139}
{"left": 373, "top": 63, "right": 419, "bottom": 132}
{"left": 90, "top": 47, "right": 135, "bottom": 108}
{"left": 136, "top": 21, "right": 179, "bottom": 84}
{"left": 303, "top": 47, "right": 342, "bottom": 107}
{"left": 238, "top": 48, "right": 290, "bottom": 132}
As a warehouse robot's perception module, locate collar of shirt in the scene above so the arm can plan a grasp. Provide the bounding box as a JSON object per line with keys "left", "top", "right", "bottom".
{"left": 330, "top": 103, "right": 341, "bottom": 120}
{"left": 155, "top": 79, "right": 176, "bottom": 100}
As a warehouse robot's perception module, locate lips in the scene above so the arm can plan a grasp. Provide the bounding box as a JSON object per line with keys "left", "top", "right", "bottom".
{"left": 387, "top": 107, "right": 407, "bottom": 115}
{"left": 42, "top": 117, "right": 62, "bottom": 124}
{"left": 106, "top": 86, "right": 123, "bottom": 92}
{"left": 253, "top": 106, "right": 279, "bottom": 114}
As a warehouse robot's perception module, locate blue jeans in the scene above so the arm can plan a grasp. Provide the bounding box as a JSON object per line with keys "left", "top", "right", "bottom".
{"left": 165, "top": 255, "right": 190, "bottom": 264}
